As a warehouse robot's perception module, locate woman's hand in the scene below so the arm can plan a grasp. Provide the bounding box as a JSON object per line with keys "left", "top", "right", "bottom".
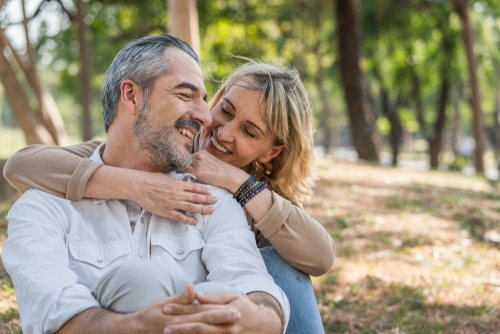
{"left": 128, "top": 170, "right": 218, "bottom": 225}
{"left": 181, "top": 151, "right": 250, "bottom": 194}
{"left": 162, "top": 292, "right": 282, "bottom": 334}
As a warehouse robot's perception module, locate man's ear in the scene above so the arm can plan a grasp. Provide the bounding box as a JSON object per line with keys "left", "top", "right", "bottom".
{"left": 120, "top": 79, "right": 143, "bottom": 116}
{"left": 257, "top": 145, "right": 286, "bottom": 164}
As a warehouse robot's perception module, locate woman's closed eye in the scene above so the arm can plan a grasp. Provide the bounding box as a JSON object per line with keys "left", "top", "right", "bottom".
{"left": 221, "top": 106, "right": 232, "bottom": 116}
{"left": 245, "top": 129, "right": 256, "bottom": 138}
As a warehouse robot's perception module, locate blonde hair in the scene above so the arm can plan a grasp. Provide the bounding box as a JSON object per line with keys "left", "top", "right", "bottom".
{"left": 209, "top": 59, "right": 315, "bottom": 205}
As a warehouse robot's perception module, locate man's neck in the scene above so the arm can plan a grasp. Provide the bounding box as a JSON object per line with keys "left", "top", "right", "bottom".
{"left": 101, "top": 131, "right": 162, "bottom": 173}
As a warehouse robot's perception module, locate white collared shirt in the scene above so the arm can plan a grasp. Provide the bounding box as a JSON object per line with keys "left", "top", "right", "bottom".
{"left": 2, "top": 143, "right": 289, "bottom": 334}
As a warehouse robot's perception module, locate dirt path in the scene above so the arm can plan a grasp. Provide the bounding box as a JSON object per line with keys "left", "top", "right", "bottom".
{"left": 0, "top": 159, "right": 499, "bottom": 333}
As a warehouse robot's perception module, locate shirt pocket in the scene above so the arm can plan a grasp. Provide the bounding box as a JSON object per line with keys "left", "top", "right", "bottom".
{"left": 68, "top": 239, "right": 131, "bottom": 269}
{"left": 151, "top": 231, "right": 205, "bottom": 261}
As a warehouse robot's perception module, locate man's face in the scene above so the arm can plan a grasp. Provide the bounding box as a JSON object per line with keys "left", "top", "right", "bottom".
{"left": 134, "top": 47, "right": 210, "bottom": 173}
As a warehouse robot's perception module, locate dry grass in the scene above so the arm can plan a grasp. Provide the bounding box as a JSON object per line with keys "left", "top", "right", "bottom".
{"left": 0, "top": 159, "right": 499, "bottom": 333}
{"left": 309, "top": 159, "right": 500, "bottom": 334}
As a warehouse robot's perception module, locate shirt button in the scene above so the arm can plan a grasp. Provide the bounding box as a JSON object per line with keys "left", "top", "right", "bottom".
{"left": 177, "top": 250, "right": 184, "bottom": 255}
{"left": 130, "top": 221, "right": 136, "bottom": 227}
{"left": 97, "top": 258, "right": 103, "bottom": 263}
{"left": 140, "top": 217, "right": 145, "bottom": 224}
{"left": 135, "top": 256, "right": 141, "bottom": 260}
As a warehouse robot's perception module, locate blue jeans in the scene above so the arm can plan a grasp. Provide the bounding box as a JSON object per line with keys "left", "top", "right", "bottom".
{"left": 260, "top": 246, "right": 324, "bottom": 334}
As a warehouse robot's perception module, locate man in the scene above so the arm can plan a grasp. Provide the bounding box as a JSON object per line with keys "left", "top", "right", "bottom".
{"left": 2, "top": 35, "right": 288, "bottom": 334}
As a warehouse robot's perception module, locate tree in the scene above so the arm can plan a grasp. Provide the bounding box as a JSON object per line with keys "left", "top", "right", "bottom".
{"left": 0, "top": 0, "right": 68, "bottom": 146}
{"left": 450, "top": 0, "right": 485, "bottom": 172}
{"left": 0, "top": 39, "right": 55, "bottom": 145}
{"left": 168, "top": 0, "right": 200, "bottom": 54}
{"left": 76, "top": 0, "right": 93, "bottom": 141}
{"left": 336, "top": 0, "right": 379, "bottom": 162}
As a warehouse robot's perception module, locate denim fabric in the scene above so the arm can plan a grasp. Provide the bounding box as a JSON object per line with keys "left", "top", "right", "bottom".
{"left": 260, "top": 246, "right": 325, "bottom": 334}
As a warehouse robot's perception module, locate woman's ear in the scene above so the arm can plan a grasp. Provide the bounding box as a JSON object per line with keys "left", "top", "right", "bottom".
{"left": 257, "top": 145, "right": 286, "bottom": 164}
{"left": 120, "top": 79, "right": 143, "bottom": 116}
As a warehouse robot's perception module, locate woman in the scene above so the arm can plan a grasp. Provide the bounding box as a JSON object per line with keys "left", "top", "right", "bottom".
{"left": 4, "top": 60, "right": 335, "bottom": 333}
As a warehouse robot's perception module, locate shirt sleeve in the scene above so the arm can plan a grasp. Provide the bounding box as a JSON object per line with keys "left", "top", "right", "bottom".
{"left": 199, "top": 187, "right": 290, "bottom": 332}
{"left": 253, "top": 191, "right": 336, "bottom": 277}
{"left": 3, "top": 141, "right": 102, "bottom": 201}
{"left": 2, "top": 190, "right": 100, "bottom": 334}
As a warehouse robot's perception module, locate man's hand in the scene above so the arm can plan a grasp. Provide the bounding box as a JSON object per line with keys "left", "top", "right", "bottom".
{"left": 162, "top": 291, "right": 282, "bottom": 334}
{"left": 56, "top": 284, "right": 241, "bottom": 334}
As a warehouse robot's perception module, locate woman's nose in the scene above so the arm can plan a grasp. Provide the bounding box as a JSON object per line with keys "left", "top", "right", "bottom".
{"left": 217, "top": 122, "right": 235, "bottom": 142}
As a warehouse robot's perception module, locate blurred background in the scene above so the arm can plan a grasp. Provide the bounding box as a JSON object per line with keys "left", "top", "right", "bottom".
{"left": 0, "top": 0, "right": 499, "bottom": 177}
{"left": 1, "top": 1, "right": 500, "bottom": 333}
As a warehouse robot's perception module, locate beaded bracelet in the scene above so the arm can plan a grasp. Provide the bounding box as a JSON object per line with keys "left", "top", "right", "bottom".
{"left": 233, "top": 175, "right": 257, "bottom": 200}
{"left": 240, "top": 183, "right": 268, "bottom": 206}
{"left": 237, "top": 181, "right": 264, "bottom": 203}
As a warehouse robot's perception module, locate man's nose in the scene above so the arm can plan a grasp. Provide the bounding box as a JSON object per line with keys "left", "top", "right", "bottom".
{"left": 191, "top": 100, "right": 212, "bottom": 128}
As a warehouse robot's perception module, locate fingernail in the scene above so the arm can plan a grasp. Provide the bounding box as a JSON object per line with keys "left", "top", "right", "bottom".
{"left": 164, "top": 328, "right": 172, "bottom": 334}
{"left": 197, "top": 291, "right": 205, "bottom": 297}
{"left": 233, "top": 313, "right": 241, "bottom": 322}
{"left": 164, "top": 306, "right": 172, "bottom": 313}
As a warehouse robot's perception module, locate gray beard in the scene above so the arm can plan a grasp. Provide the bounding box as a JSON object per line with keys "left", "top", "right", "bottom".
{"left": 133, "top": 102, "right": 192, "bottom": 173}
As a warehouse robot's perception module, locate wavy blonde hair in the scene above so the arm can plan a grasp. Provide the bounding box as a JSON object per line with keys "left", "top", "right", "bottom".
{"left": 209, "top": 59, "right": 315, "bottom": 205}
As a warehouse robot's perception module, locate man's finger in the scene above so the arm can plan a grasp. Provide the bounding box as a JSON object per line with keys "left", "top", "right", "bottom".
{"left": 163, "top": 303, "right": 229, "bottom": 315}
{"left": 159, "top": 283, "right": 196, "bottom": 305}
{"left": 195, "top": 292, "right": 241, "bottom": 305}
{"left": 168, "top": 309, "right": 241, "bottom": 326}
{"left": 164, "top": 322, "right": 234, "bottom": 334}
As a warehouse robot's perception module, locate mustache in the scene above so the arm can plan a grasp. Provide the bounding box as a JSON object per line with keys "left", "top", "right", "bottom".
{"left": 174, "top": 117, "right": 201, "bottom": 132}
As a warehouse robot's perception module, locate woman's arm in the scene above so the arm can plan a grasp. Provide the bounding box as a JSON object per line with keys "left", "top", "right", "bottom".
{"left": 251, "top": 192, "right": 336, "bottom": 277}
{"left": 4, "top": 141, "right": 102, "bottom": 199}
{"left": 182, "top": 150, "right": 336, "bottom": 276}
{"left": 4, "top": 142, "right": 217, "bottom": 225}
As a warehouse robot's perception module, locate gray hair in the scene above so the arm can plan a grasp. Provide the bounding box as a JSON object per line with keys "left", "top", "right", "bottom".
{"left": 101, "top": 34, "right": 199, "bottom": 132}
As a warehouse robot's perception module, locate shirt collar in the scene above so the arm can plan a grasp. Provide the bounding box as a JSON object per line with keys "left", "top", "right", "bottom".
{"left": 89, "top": 141, "right": 197, "bottom": 204}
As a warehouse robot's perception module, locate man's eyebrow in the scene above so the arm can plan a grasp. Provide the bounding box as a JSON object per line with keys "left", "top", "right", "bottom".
{"left": 175, "top": 82, "right": 207, "bottom": 101}
{"left": 174, "top": 82, "right": 200, "bottom": 93}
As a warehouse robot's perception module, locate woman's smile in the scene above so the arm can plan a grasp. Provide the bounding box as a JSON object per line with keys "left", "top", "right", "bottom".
{"left": 208, "top": 132, "right": 232, "bottom": 154}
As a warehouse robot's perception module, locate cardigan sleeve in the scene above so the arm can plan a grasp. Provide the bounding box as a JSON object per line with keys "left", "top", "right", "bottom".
{"left": 251, "top": 191, "right": 336, "bottom": 277}
{"left": 3, "top": 141, "right": 102, "bottom": 200}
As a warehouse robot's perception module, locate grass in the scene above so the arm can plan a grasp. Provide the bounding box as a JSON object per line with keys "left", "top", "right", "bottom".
{"left": 308, "top": 159, "right": 500, "bottom": 333}
{"left": 0, "top": 158, "right": 500, "bottom": 333}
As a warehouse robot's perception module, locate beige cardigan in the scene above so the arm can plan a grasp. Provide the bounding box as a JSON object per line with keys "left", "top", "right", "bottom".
{"left": 4, "top": 141, "right": 336, "bottom": 276}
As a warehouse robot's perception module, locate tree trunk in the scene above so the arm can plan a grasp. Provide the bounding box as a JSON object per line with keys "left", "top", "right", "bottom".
{"left": 76, "top": 0, "right": 93, "bottom": 141}
{"left": 336, "top": 0, "right": 379, "bottom": 161}
{"left": 493, "top": 74, "right": 500, "bottom": 164}
{"left": 429, "top": 76, "right": 450, "bottom": 168}
{"left": 0, "top": 47, "right": 55, "bottom": 145}
{"left": 451, "top": 92, "right": 460, "bottom": 157}
{"left": 451, "top": 0, "right": 484, "bottom": 172}
{"left": 168, "top": 0, "right": 200, "bottom": 55}
{"left": 382, "top": 92, "right": 403, "bottom": 166}
{"left": 17, "top": 1, "right": 69, "bottom": 146}
{"left": 412, "top": 72, "right": 426, "bottom": 134}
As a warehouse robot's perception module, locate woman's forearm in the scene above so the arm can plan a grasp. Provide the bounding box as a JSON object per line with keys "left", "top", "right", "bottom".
{"left": 83, "top": 166, "right": 138, "bottom": 200}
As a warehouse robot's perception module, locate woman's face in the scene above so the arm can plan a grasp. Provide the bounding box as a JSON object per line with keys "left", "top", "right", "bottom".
{"left": 199, "top": 83, "right": 285, "bottom": 168}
